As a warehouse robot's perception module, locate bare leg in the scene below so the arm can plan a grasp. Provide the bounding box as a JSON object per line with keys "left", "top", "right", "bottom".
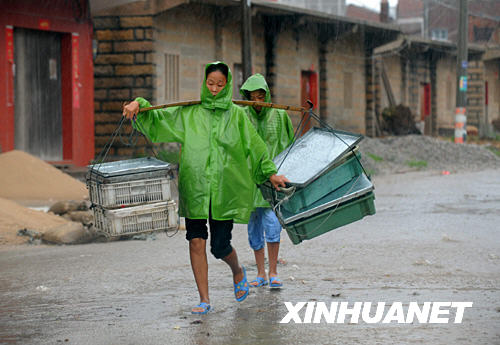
{"left": 250, "top": 247, "right": 267, "bottom": 286}
{"left": 222, "top": 247, "right": 246, "bottom": 299}
{"left": 267, "top": 242, "right": 280, "bottom": 278}
{"left": 189, "top": 238, "right": 209, "bottom": 312}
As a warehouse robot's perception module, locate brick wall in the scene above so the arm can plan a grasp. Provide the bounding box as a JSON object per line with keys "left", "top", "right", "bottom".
{"left": 375, "top": 50, "right": 458, "bottom": 136}
{"left": 380, "top": 55, "right": 402, "bottom": 109}
{"left": 326, "top": 32, "right": 366, "bottom": 133}
{"left": 364, "top": 52, "right": 376, "bottom": 137}
{"left": 436, "top": 56, "right": 456, "bottom": 132}
{"left": 152, "top": 4, "right": 266, "bottom": 102}
{"left": 93, "top": 14, "right": 155, "bottom": 158}
{"left": 467, "top": 60, "right": 485, "bottom": 131}
{"left": 274, "top": 27, "right": 317, "bottom": 110}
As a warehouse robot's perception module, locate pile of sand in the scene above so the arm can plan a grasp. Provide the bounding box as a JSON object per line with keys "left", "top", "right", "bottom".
{"left": 0, "top": 197, "right": 70, "bottom": 245}
{"left": 0, "top": 150, "right": 88, "bottom": 204}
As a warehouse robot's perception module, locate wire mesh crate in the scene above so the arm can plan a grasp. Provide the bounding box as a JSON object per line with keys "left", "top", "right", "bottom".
{"left": 86, "top": 157, "right": 175, "bottom": 209}
{"left": 87, "top": 177, "right": 173, "bottom": 208}
{"left": 93, "top": 201, "right": 178, "bottom": 237}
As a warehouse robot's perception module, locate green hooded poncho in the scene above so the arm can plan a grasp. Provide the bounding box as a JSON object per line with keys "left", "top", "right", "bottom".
{"left": 133, "top": 62, "right": 277, "bottom": 223}
{"left": 240, "top": 73, "right": 294, "bottom": 208}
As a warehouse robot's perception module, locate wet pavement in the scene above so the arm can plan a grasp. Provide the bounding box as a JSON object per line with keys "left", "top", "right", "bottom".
{"left": 1, "top": 169, "right": 500, "bottom": 345}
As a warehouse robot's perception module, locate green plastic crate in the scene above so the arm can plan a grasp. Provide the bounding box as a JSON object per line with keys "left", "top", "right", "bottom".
{"left": 283, "top": 191, "right": 375, "bottom": 245}
{"left": 258, "top": 127, "right": 376, "bottom": 245}
{"left": 261, "top": 149, "right": 364, "bottom": 213}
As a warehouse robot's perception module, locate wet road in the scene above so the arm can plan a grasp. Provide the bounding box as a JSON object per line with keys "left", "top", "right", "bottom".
{"left": 1, "top": 169, "right": 500, "bottom": 345}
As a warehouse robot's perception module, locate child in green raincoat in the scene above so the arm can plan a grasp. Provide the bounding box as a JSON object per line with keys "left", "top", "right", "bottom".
{"left": 123, "top": 62, "right": 288, "bottom": 315}
{"left": 240, "top": 73, "right": 294, "bottom": 289}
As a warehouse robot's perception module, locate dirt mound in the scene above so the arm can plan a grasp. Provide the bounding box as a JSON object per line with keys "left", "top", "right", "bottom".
{"left": 381, "top": 104, "right": 421, "bottom": 135}
{"left": 0, "top": 197, "right": 70, "bottom": 246}
{"left": 0, "top": 150, "right": 88, "bottom": 204}
{"left": 359, "top": 135, "right": 500, "bottom": 175}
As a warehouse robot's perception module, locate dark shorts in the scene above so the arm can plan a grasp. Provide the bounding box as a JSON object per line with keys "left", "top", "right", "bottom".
{"left": 185, "top": 217, "right": 234, "bottom": 259}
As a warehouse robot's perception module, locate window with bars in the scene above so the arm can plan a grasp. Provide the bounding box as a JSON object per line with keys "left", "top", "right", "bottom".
{"left": 431, "top": 28, "right": 448, "bottom": 42}
{"left": 473, "top": 26, "right": 493, "bottom": 43}
{"left": 165, "top": 54, "right": 179, "bottom": 101}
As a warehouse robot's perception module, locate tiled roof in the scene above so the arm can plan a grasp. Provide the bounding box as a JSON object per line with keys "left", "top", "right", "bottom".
{"left": 345, "top": 4, "right": 380, "bottom": 23}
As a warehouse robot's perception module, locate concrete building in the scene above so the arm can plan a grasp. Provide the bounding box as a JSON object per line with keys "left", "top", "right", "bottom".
{"left": 91, "top": 0, "right": 499, "bottom": 159}
{"left": 373, "top": 37, "right": 488, "bottom": 136}
{"left": 397, "top": 0, "right": 500, "bottom": 44}
{"left": 91, "top": 0, "right": 399, "bottom": 157}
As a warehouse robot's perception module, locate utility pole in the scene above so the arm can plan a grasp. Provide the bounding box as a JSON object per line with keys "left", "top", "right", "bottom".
{"left": 241, "top": 0, "right": 253, "bottom": 81}
{"left": 454, "top": 0, "right": 468, "bottom": 143}
{"left": 423, "top": 0, "right": 429, "bottom": 39}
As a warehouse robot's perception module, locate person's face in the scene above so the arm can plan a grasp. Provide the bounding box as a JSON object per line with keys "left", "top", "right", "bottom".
{"left": 206, "top": 71, "right": 227, "bottom": 96}
{"left": 249, "top": 89, "right": 266, "bottom": 112}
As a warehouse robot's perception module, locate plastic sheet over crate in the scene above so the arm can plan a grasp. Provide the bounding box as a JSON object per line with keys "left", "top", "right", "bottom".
{"left": 273, "top": 127, "right": 363, "bottom": 185}
{"left": 93, "top": 201, "right": 178, "bottom": 237}
{"left": 87, "top": 157, "right": 175, "bottom": 208}
{"left": 259, "top": 127, "right": 375, "bottom": 245}
{"left": 87, "top": 157, "right": 175, "bottom": 184}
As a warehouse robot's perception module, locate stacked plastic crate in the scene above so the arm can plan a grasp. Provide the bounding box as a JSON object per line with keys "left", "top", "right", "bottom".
{"left": 260, "top": 127, "right": 376, "bottom": 245}
{"left": 86, "top": 157, "right": 178, "bottom": 238}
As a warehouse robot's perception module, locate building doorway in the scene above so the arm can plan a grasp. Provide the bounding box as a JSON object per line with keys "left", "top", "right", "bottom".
{"left": 420, "top": 83, "right": 431, "bottom": 135}
{"left": 14, "top": 27, "right": 63, "bottom": 160}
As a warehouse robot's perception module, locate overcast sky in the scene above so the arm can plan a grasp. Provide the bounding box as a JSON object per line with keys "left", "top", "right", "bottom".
{"left": 346, "top": 0, "right": 398, "bottom": 12}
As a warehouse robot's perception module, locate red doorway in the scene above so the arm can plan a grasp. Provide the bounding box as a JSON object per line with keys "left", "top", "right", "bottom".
{"left": 420, "top": 83, "right": 431, "bottom": 134}
{"left": 300, "top": 70, "right": 318, "bottom": 135}
{"left": 0, "top": 1, "right": 94, "bottom": 167}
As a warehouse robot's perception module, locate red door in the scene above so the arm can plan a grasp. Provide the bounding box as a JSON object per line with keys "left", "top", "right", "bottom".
{"left": 420, "top": 83, "right": 431, "bottom": 135}
{"left": 300, "top": 71, "right": 318, "bottom": 135}
{"left": 421, "top": 83, "right": 431, "bottom": 121}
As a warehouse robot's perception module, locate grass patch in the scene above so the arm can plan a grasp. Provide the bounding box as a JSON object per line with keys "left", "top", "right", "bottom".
{"left": 366, "top": 169, "right": 376, "bottom": 177}
{"left": 407, "top": 160, "right": 428, "bottom": 168}
{"left": 366, "top": 152, "right": 384, "bottom": 162}
{"left": 486, "top": 146, "right": 500, "bottom": 157}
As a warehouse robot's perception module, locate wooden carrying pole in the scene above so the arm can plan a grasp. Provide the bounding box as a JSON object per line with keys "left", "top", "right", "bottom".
{"left": 138, "top": 100, "right": 305, "bottom": 113}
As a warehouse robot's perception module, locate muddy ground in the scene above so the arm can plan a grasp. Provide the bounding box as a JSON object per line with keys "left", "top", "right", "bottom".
{"left": 1, "top": 168, "right": 499, "bottom": 345}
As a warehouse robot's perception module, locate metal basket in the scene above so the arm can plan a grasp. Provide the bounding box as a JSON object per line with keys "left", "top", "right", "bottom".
{"left": 93, "top": 201, "right": 178, "bottom": 237}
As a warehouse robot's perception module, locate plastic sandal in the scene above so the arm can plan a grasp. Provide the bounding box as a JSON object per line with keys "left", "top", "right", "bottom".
{"left": 250, "top": 277, "right": 268, "bottom": 287}
{"left": 191, "top": 302, "right": 211, "bottom": 315}
{"left": 269, "top": 276, "right": 283, "bottom": 288}
{"left": 234, "top": 266, "right": 249, "bottom": 302}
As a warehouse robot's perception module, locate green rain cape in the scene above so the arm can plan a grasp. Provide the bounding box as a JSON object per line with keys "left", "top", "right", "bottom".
{"left": 133, "top": 62, "right": 277, "bottom": 223}
{"left": 240, "top": 73, "right": 294, "bottom": 208}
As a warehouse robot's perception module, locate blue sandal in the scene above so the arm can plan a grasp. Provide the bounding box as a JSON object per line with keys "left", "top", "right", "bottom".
{"left": 191, "top": 302, "right": 211, "bottom": 315}
{"left": 250, "top": 277, "right": 268, "bottom": 287}
{"left": 234, "top": 266, "right": 249, "bottom": 302}
{"left": 269, "top": 276, "right": 283, "bottom": 288}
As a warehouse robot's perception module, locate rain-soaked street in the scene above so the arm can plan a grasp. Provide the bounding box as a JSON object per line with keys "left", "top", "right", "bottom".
{"left": 1, "top": 169, "right": 499, "bottom": 345}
